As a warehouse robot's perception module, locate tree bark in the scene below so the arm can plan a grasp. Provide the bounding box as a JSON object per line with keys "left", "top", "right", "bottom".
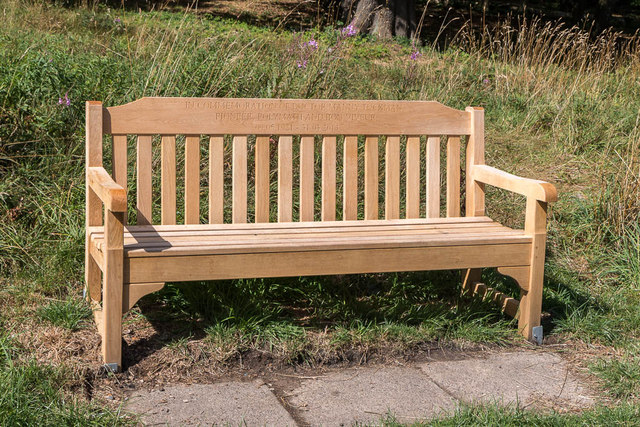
{"left": 341, "top": 0, "right": 416, "bottom": 39}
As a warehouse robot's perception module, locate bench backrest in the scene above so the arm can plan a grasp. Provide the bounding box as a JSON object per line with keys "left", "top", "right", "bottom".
{"left": 86, "top": 97, "right": 485, "bottom": 226}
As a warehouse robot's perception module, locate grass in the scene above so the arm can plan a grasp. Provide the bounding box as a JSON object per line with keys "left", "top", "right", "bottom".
{"left": 0, "top": 0, "right": 640, "bottom": 422}
{"left": 375, "top": 402, "right": 640, "bottom": 425}
{"left": 0, "top": 329, "right": 129, "bottom": 425}
{"left": 36, "top": 297, "right": 92, "bottom": 330}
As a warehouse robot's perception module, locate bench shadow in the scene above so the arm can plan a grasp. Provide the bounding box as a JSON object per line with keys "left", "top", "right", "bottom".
{"left": 124, "top": 257, "right": 600, "bottom": 368}
{"left": 126, "top": 225, "right": 172, "bottom": 253}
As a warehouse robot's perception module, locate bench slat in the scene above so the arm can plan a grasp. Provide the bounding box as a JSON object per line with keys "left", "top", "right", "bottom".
{"left": 364, "top": 136, "right": 378, "bottom": 220}
{"left": 426, "top": 136, "right": 440, "bottom": 218}
{"left": 136, "top": 135, "right": 152, "bottom": 225}
{"left": 446, "top": 136, "right": 461, "bottom": 217}
{"left": 161, "top": 136, "right": 176, "bottom": 225}
{"left": 299, "top": 136, "right": 315, "bottom": 221}
{"left": 406, "top": 136, "right": 420, "bottom": 219}
{"left": 321, "top": 136, "right": 337, "bottom": 221}
{"left": 105, "top": 98, "right": 471, "bottom": 136}
{"left": 88, "top": 216, "right": 493, "bottom": 235}
{"left": 92, "top": 220, "right": 530, "bottom": 257}
{"left": 278, "top": 135, "right": 293, "bottom": 222}
{"left": 209, "top": 136, "right": 224, "bottom": 224}
{"left": 112, "top": 135, "right": 128, "bottom": 224}
{"left": 185, "top": 135, "right": 200, "bottom": 224}
{"left": 385, "top": 136, "right": 400, "bottom": 219}
{"left": 343, "top": 136, "right": 358, "bottom": 220}
{"left": 112, "top": 135, "right": 128, "bottom": 192}
{"left": 116, "top": 228, "right": 520, "bottom": 249}
{"left": 122, "top": 234, "right": 530, "bottom": 257}
{"left": 93, "top": 221, "right": 510, "bottom": 242}
{"left": 255, "top": 136, "right": 270, "bottom": 223}
{"left": 232, "top": 135, "right": 247, "bottom": 223}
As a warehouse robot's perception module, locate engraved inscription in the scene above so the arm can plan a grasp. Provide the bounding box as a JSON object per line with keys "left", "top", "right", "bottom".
{"left": 185, "top": 100, "right": 382, "bottom": 133}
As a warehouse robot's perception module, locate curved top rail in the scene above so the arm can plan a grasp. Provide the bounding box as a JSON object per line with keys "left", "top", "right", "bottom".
{"left": 103, "top": 97, "right": 471, "bottom": 135}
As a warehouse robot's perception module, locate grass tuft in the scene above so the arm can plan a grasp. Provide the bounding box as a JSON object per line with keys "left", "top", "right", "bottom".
{"left": 36, "top": 297, "right": 92, "bottom": 330}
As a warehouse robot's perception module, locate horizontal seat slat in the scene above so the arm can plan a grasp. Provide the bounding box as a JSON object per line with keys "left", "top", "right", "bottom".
{"left": 87, "top": 216, "right": 495, "bottom": 234}
{"left": 101, "top": 227, "right": 520, "bottom": 249}
{"left": 92, "top": 222, "right": 510, "bottom": 241}
{"left": 89, "top": 217, "right": 530, "bottom": 258}
{"left": 121, "top": 236, "right": 531, "bottom": 257}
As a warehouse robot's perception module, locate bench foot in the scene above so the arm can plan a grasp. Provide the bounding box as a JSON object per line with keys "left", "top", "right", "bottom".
{"left": 103, "top": 362, "right": 120, "bottom": 373}
{"left": 531, "top": 325, "right": 543, "bottom": 345}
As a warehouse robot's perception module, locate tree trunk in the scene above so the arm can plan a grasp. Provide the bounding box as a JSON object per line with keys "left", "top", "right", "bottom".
{"left": 341, "top": 0, "right": 416, "bottom": 39}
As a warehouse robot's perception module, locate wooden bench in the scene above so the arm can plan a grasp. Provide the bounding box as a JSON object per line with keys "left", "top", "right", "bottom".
{"left": 85, "top": 97, "right": 557, "bottom": 371}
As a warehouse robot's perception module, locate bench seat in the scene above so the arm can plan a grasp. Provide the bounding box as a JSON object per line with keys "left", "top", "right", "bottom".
{"left": 88, "top": 216, "right": 532, "bottom": 284}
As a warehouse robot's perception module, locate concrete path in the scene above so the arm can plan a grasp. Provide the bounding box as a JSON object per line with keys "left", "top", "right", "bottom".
{"left": 126, "top": 351, "right": 594, "bottom": 426}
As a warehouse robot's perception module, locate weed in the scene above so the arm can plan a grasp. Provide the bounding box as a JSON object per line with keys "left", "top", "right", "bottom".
{"left": 591, "top": 357, "right": 640, "bottom": 400}
{"left": 0, "top": 330, "right": 128, "bottom": 425}
{"left": 36, "top": 297, "right": 92, "bottom": 330}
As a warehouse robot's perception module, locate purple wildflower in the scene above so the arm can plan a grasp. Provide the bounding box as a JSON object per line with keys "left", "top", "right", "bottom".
{"left": 297, "top": 60, "right": 308, "bottom": 69}
{"left": 306, "top": 38, "right": 318, "bottom": 50}
{"left": 341, "top": 25, "right": 357, "bottom": 37}
{"left": 410, "top": 51, "right": 422, "bottom": 60}
{"left": 58, "top": 92, "right": 70, "bottom": 107}
{"left": 482, "top": 78, "right": 490, "bottom": 85}
{"left": 114, "top": 17, "right": 121, "bottom": 24}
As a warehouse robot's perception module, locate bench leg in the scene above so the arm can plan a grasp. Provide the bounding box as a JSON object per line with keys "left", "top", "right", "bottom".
{"left": 519, "top": 199, "right": 547, "bottom": 341}
{"left": 102, "top": 211, "right": 124, "bottom": 371}
{"left": 85, "top": 250, "right": 101, "bottom": 302}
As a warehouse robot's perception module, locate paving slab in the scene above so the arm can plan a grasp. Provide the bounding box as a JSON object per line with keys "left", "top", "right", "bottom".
{"left": 287, "top": 366, "right": 457, "bottom": 425}
{"left": 126, "top": 381, "right": 296, "bottom": 426}
{"left": 420, "top": 352, "right": 594, "bottom": 410}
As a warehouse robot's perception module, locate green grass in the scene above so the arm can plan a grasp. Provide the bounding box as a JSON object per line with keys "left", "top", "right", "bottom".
{"left": 0, "top": 330, "right": 129, "bottom": 425}
{"left": 36, "top": 297, "right": 92, "bottom": 330}
{"left": 1, "top": 0, "right": 640, "bottom": 422}
{"left": 374, "top": 402, "right": 640, "bottom": 426}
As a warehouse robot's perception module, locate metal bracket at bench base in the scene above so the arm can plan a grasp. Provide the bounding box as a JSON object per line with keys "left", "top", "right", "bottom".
{"left": 532, "top": 326, "right": 543, "bottom": 345}
{"left": 103, "top": 363, "right": 120, "bottom": 373}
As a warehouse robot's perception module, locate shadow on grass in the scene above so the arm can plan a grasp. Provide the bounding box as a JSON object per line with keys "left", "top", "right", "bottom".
{"left": 122, "top": 257, "right": 611, "bottom": 369}
{"left": 125, "top": 270, "right": 511, "bottom": 367}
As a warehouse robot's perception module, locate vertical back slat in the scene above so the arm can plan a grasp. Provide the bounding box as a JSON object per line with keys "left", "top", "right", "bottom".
{"left": 343, "top": 136, "right": 358, "bottom": 220}
{"left": 405, "top": 136, "right": 420, "bottom": 218}
{"left": 112, "top": 135, "right": 128, "bottom": 224}
{"left": 299, "top": 136, "right": 315, "bottom": 222}
{"left": 136, "top": 135, "right": 152, "bottom": 225}
{"left": 321, "top": 136, "right": 337, "bottom": 221}
{"left": 232, "top": 135, "right": 247, "bottom": 223}
{"left": 161, "top": 135, "right": 176, "bottom": 225}
{"left": 112, "top": 135, "right": 128, "bottom": 190}
{"left": 426, "top": 136, "right": 440, "bottom": 218}
{"left": 209, "top": 136, "right": 224, "bottom": 224}
{"left": 446, "top": 136, "right": 461, "bottom": 217}
{"left": 185, "top": 136, "right": 200, "bottom": 224}
{"left": 255, "top": 136, "right": 270, "bottom": 223}
{"left": 364, "top": 136, "right": 379, "bottom": 220}
{"left": 385, "top": 136, "right": 400, "bottom": 219}
{"left": 278, "top": 135, "right": 293, "bottom": 222}
{"left": 208, "top": 136, "right": 224, "bottom": 223}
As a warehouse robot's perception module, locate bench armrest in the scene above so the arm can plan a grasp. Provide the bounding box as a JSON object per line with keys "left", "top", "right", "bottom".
{"left": 470, "top": 165, "right": 557, "bottom": 203}
{"left": 87, "top": 167, "right": 127, "bottom": 212}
